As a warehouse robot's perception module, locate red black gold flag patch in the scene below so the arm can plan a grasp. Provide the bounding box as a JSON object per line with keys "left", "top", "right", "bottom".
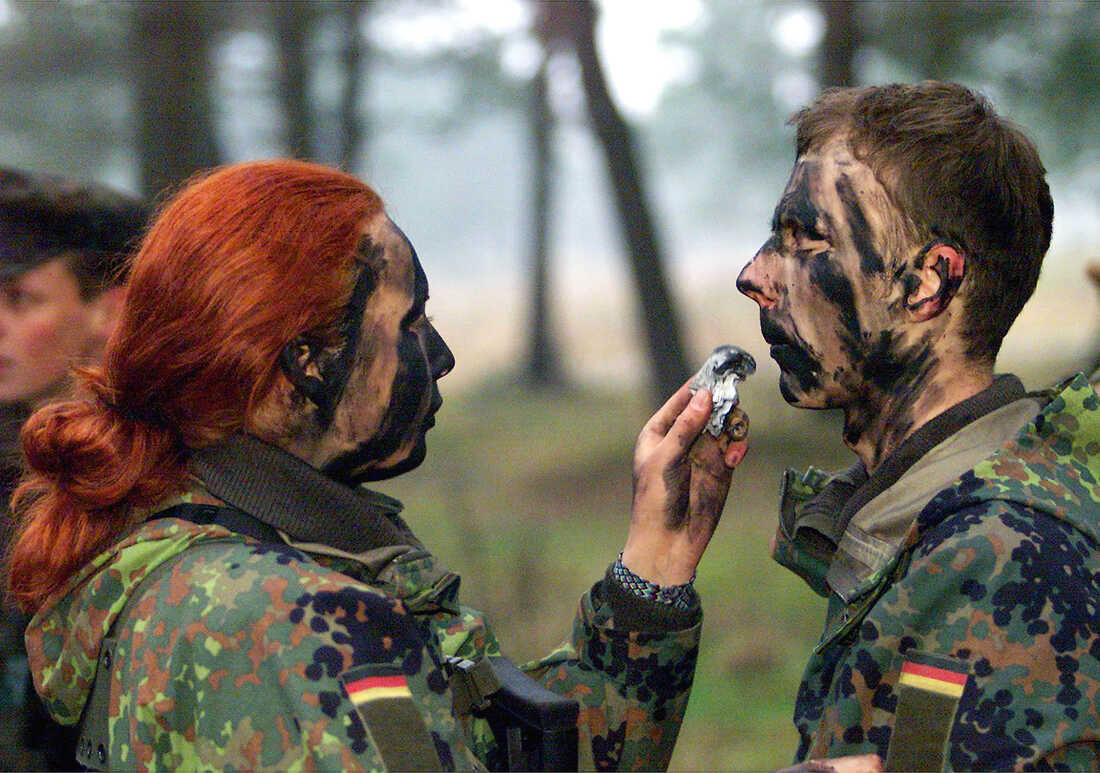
{"left": 897, "top": 660, "right": 968, "bottom": 698}
{"left": 339, "top": 664, "right": 442, "bottom": 771}
{"left": 885, "top": 652, "right": 970, "bottom": 773}
{"left": 345, "top": 673, "right": 414, "bottom": 703}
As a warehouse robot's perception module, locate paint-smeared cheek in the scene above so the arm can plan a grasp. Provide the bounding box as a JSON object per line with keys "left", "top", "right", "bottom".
{"left": 390, "top": 330, "right": 431, "bottom": 431}
{"left": 798, "top": 253, "right": 861, "bottom": 353}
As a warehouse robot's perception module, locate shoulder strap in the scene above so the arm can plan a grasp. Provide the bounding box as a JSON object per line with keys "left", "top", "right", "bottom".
{"left": 156, "top": 503, "right": 283, "bottom": 545}
{"left": 74, "top": 638, "right": 116, "bottom": 770}
{"left": 74, "top": 552, "right": 185, "bottom": 771}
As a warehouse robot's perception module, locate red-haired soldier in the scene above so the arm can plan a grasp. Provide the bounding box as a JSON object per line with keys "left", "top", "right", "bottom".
{"left": 5, "top": 160, "right": 743, "bottom": 771}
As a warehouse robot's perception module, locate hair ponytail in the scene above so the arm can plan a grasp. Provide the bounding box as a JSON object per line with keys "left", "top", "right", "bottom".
{"left": 7, "top": 373, "right": 187, "bottom": 609}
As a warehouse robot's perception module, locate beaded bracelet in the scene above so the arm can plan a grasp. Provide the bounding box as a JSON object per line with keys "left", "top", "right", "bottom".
{"left": 611, "top": 553, "right": 695, "bottom": 610}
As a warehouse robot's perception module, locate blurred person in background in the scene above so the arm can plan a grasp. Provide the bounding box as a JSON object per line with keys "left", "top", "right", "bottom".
{"left": 0, "top": 168, "right": 146, "bottom": 771}
{"left": 4, "top": 159, "right": 747, "bottom": 771}
{"left": 738, "top": 81, "right": 1099, "bottom": 769}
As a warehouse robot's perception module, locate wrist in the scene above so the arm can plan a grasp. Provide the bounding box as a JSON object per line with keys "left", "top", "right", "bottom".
{"left": 620, "top": 539, "right": 698, "bottom": 586}
{"left": 612, "top": 553, "right": 695, "bottom": 610}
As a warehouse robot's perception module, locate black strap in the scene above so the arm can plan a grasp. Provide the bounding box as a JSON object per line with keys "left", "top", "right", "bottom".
{"left": 157, "top": 503, "right": 283, "bottom": 545}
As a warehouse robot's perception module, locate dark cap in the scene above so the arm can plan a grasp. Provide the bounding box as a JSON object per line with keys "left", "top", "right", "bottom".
{"left": 0, "top": 167, "right": 149, "bottom": 287}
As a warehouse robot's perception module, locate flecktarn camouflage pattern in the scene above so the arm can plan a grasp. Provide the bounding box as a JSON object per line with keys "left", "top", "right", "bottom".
{"left": 775, "top": 374, "right": 1100, "bottom": 770}
{"left": 25, "top": 506, "right": 700, "bottom": 770}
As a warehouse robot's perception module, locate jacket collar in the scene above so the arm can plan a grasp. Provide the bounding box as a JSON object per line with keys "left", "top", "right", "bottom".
{"left": 189, "top": 432, "right": 420, "bottom": 555}
{"left": 777, "top": 375, "right": 1043, "bottom": 602}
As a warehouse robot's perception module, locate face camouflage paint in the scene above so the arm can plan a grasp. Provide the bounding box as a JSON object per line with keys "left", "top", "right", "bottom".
{"left": 738, "top": 137, "right": 967, "bottom": 468}
{"left": 835, "top": 174, "right": 886, "bottom": 276}
{"left": 320, "top": 222, "right": 453, "bottom": 485}
{"left": 278, "top": 241, "right": 382, "bottom": 427}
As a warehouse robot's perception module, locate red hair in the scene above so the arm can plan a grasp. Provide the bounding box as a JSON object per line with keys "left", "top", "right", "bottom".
{"left": 6, "top": 159, "right": 384, "bottom": 611}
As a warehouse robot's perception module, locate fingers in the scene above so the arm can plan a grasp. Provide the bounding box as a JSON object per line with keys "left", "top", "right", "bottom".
{"left": 724, "top": 438, "right": 748, "bottom": 468}
{"left": 663, "top": 389, "right": 711, "bottom": 453}
{"left": 643, "top": 382, "right": 696, "bottom": 439}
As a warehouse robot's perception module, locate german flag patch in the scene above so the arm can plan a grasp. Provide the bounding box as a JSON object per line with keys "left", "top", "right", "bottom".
{"left": 898, "top": 659, "right": 968, "bottom": 698}
{"left": 345, "top": 672, "right": 415, "bottom": 703}
{"left": 885, "top": 652, "right": 970, "bottom": 772}
{"left": 339, "top": 664, "right": 442, "bottom": 771}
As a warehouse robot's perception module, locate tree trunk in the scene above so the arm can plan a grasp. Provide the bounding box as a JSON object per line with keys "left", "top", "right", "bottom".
{"left": 273, "top": 0, "right": 314, "bottom": 160}
{"left": 557, "top": 0, "right": 690, "bottom": 402}
{"left": 337, "top": 0, "right": 367, "bottom": 172}
{"left": 818, "top": 0, "right": 861, "bottom": 88}
{"left": 525, "top": 55, "right": 563, "bottom": 387}
{"left": 131, "top": 0, "right": 222, "bottom": 199}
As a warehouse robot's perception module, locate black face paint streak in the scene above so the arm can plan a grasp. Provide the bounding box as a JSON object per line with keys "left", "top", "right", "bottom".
{"left": 279, "top": 249, "right": 381, "bottom": 427}
{"left": 843, "top": 330, "right": 939, "bottom": 462}
{"left": 861, "top": 330, "right": 936, "bottom": 393}
{"left": 760, "top": 313, "right": 821, "bottom": 401}
{"left": 772, "top": 163, "right": 828, "bottom": 244}
{"left": 807, "top": 251, "right": 862, "bottom": 346}
{"left": 322, "top": 328, "right": 432, "bottom": 485}
{"left": 901, "top": 273, "right": 922, "bottom": 301}
{"left": 933, "top": 255, "right": 963, "bottom": 300}
{"left": 902, "top": 243, "right": 963, "bottom": 312}
{"left": 322, "top": 244, "right": 443, "bottom": 485}
{"left": 835, "top": 175, "right": 885, "bottom": 276}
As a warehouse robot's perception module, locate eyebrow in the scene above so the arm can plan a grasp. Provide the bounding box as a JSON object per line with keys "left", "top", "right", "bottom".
{"left": 770, "top": 189, "right": 828, "bottom": 241}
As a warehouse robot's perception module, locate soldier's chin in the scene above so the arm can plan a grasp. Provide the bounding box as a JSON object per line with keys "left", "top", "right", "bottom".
{"left": 778, "top": 372, "right": 826, "bottom": 408}
{"left": 350, "top": 438, "right": 427, "bottom": 484}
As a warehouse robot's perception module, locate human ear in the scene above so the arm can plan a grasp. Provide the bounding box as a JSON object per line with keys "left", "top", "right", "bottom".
{"left": 904, "top": 243, "right": 965, "bottom": 321}
{"left": 278, "top": 337, "right": 333, "bottom": 419}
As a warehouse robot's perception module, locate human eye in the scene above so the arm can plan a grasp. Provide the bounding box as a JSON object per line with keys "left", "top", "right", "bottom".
{"left": 786, "top": 219, "right": 829, "bottom": 252}
{"left": 1, "top": 286, "right": 31, "bottom": 310}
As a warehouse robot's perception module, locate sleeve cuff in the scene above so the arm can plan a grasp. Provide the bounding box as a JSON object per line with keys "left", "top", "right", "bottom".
{"left": 599, "top": 563, "right": 701, "bottom": 632}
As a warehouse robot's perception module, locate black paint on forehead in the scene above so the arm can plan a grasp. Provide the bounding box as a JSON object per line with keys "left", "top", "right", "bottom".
{"left": 835, "top": 175, "right": 885, "bottom": 276}
{"left": 771, "top": 162, "right": 827, "bottom": 241}
{"left": 808, "top": 252, "right": 862, "bottom": 346}
{"left": 759, "top": 233, "right": 782, "bottom": 254}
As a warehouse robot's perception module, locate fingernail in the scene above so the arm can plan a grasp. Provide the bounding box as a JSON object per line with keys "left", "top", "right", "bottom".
{"left": 690, "top": 390, "right": 709, "bottom": 409}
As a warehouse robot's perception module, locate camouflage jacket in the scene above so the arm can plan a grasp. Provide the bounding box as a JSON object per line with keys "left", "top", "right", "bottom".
{"left": 25, "top": 433, "right": 701, "bottom": 771}
{"left": 773, "top": 374, "right": 1100, "bottom": 770}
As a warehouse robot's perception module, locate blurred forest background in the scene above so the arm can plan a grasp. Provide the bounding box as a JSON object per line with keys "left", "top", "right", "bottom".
{"left": 4, "top": 0, "right": 1100, "bottom": 768}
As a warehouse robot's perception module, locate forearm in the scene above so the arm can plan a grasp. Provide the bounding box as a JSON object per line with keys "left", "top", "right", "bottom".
{"left": 524, "top": 571, "right": 702, "bottom": 771}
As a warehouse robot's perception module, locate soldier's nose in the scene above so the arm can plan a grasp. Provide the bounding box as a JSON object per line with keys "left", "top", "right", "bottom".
{"left": 737, "top": 257, "right": 776, "bottom": 309}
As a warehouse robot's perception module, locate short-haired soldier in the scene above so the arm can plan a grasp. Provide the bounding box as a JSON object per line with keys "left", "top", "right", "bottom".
{"left": 0, "top": 167, "right": 147, "bottom": 770}
{"left": 737, "top": 82, "right": 1099, "bottom": 769}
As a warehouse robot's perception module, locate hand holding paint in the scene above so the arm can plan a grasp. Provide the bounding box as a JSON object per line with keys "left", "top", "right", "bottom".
{"left": 621, "top": 360, "right": 750, "bottom": 587}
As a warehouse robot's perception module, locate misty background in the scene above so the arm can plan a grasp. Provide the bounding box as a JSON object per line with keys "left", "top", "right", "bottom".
{"left": 4, "top": 0, "right": 1100, "bottom": 400}
{"left": 4, "top": 1, "right": 1100, "bottom": 767}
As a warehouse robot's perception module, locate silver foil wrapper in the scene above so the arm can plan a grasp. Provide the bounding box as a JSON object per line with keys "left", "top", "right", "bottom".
{"left": 690, "top": 345, "right": 756, "bottom": 438}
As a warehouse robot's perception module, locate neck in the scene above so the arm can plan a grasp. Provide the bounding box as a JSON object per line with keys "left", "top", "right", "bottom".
{"left": 842, "top": 364, "right": 993, "bottom": 472}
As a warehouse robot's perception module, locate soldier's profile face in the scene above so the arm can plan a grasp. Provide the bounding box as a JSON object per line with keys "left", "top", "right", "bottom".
{"left": 0, "top": 256, "right": 107, "bottom": 406}
{"left": 320, "top": 215, "right": 454, "bottom": 485}
{"left": 736, "top": 138, "right": 925, "bottom": 410}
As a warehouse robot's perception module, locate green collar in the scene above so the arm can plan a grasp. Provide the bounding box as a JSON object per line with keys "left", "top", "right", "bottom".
{"left": 189, "top": 432, "right": 420, "bottom": 555}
